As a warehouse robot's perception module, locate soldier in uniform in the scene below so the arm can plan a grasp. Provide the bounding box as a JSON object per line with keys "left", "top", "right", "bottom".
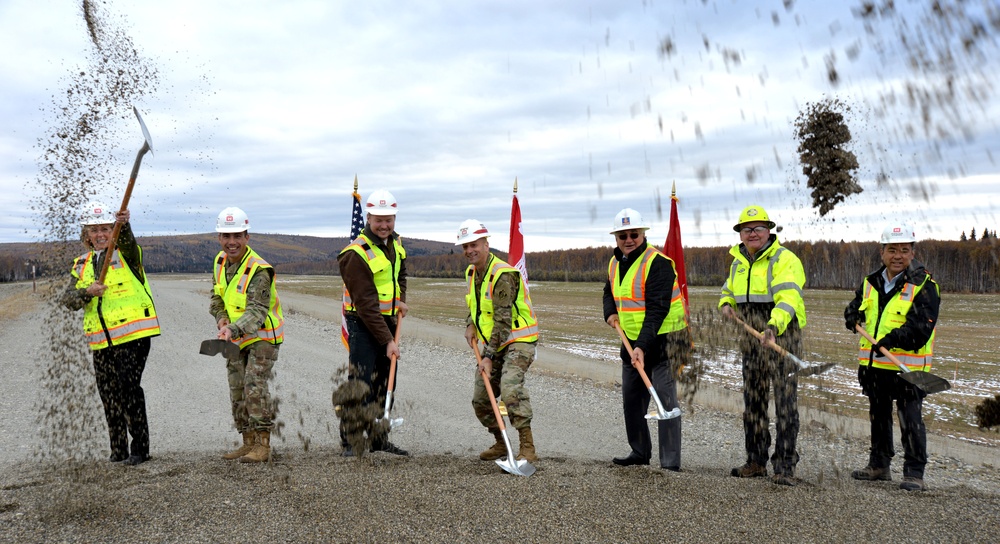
{"left": 210, "top": 206, "right": 284, "bottom": 463}
{"left": 456, "top": 219, "right": 539, "bottom": 463}
{"left": 62, "top": 202, "right": 160, "bottom": 466}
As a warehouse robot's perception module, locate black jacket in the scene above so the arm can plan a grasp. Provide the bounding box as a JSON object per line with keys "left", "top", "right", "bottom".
{"left": 844, "top": 260, "right": 940, "bottom": 352}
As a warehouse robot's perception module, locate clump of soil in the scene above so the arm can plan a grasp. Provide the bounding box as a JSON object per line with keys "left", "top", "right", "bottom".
{"left": 793, "top": 97, "right": 861, "bottom": 216}
{"left": 974, "top": 394, "right": 1000, "bottom": 430}
{"left": 331, "top": 379, "right": 386, "bottom": 457}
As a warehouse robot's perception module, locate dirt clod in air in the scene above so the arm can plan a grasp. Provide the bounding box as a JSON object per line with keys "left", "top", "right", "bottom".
{"left": 974, "top": 394, "right": 1000, "bottom": 430}
{"left": 793, "top": 97, "right": 861, "bottom": 216}
{"left": 332, "top": 379, "right": 385, "bottom": 457}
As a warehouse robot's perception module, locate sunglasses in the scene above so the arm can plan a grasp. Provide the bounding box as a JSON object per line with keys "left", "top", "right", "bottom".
{"left": 740, "top": 226, "right": 770, "bottom": 235}
{"left": 617, "top": 232, "right": 641, "bottom": 241}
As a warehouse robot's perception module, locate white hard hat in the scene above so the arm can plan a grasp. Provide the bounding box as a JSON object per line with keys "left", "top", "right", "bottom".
{"left": 610, "top": 208, "right": 650, "bottom": 234}
{"left": 880, "top": 223, "right": 917, "bottom": 244}
{"left": 81, "top": 201, "right": 115, "bottom": 226}
{"left": 365, "top": 189, "right": 398, "bottom": 216}
{"left": 216, "top": 207, "right": 250, "bottom": 233}
{"left": 455, "top": 219, "right": 490, "bottom": 245}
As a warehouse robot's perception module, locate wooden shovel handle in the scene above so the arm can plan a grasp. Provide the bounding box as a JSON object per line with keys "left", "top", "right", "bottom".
{"left": 97, "top": 141, "right": 150, "bottom": 284}
{"left": 613, "top": 322, "right": 656, "bottom": 391}
{"left": 854, "top": 324, "right": 910, "bottom": 373}
{"left": 387, "top": 316, "right": 403, "bottom": 391}
{"left": 472, "top": 340, "right": 507, "bottom": 432}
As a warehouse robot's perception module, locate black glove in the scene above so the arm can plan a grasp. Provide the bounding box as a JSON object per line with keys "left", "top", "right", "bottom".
{"left": 845, "top": 319, "right": 858, "bottom": 333}
{"left": 872, "top": 341, "right": 892, "bottom": 354}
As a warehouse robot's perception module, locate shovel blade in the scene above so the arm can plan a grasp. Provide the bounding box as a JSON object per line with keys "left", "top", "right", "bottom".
{"left": 901, "top": 372, "right": 951, "bottom": 394}
{"left": 645, "top": 407, "right": 682, "bottom": 421}
{"left": 496, "top": 456, "right": 536, "bottom": 477}
{"left": 793, "top": 362, "right": 838, "bottom": 378}
{"left": 199, "top": 339, "right": 240, "bottom": 359}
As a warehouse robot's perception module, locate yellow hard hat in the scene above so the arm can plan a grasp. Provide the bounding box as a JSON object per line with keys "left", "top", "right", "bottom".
{"left": 733, "top": 205, "right": 776, "bottom": 232}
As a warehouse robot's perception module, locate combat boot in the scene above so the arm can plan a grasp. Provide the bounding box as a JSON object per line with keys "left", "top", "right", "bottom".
{"left": 479, "top": 428, "right": 506, "bottom": 460}
{"left": 222, "top": 430, "right": 257, "bottom": 461}
{"left": 517, "top": 427, "right": 537, "bottom": 462}
{"left": 239, "top": 431, "right": 270, "bottom": 463}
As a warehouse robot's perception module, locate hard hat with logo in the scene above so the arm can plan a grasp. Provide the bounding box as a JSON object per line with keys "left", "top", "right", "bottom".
{"left": 610, "top": 208, "right": 650, "bottom": 234}
{"left": 880, "top": 223, "right": 917, "bottom": 244}
{"left": 733, "top": 205, "right": 776, "bottom": 232}
{"left": 216, "top": 206, "right": 250, "bottom": 233}
{"left": 365, "top": 189, "right": 398, "bottom": 216}
{"left": 81, "top": 201, "right": 115, "bottom": 226}
{"left": 455, "top": 219, "right": 490, "bottom": 245}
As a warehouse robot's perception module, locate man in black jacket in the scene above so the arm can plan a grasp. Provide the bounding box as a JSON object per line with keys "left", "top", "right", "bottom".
{"left": 845, "top": 223, "right": 940, "bottom": 492}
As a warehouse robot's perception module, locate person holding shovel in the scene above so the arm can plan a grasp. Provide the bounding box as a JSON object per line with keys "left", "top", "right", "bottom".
{"left": 210, "top": 206, "right": 285, "bottom": 463}
{"left": 844, "top": 223, "right": 940, "bottom": 492}
{"left": 62, "top": 201, "right": 160, "bottom": 466}
{"left": 338, "top": 189, "right": 409, "bottom": 457}
{"left": 603, "top": 208, "right": 689, "bottom": 471}
{"left": 457, "top": 219, "right": 539, "bottom": 463}
{"left": 719, "top": 205, "right": 806, "bottom": 486}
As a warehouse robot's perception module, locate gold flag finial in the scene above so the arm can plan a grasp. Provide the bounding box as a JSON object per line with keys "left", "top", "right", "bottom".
{"left": 353, "top": 174, "right": 358, "bottom": 193}
{"left": 671, "top": 180, "right": 676, "bottom": 197}
{"left": 513, "top": 177, "right": 519, "bottom": 194}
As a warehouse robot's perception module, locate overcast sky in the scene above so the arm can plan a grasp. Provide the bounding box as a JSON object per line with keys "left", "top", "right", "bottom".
{"left": 2, "top": 0, "right": 998, "bottom": 251}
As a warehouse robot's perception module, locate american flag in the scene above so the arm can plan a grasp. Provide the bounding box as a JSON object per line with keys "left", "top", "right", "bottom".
{"left": 342, "top": 190, "right": 364, "bottom": 350}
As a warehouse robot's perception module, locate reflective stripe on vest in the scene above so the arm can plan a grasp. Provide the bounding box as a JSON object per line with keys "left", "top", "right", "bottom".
{"left": 340, "top": 233, "right": 405, "bottom": 315}
{"left": 214, "top": 249, "right": 285, "bottom": 349}
{"left": 857, "top": 275, "right": 935, "bottom": 371}
{"left": 466, "top": 254, "right": 539, "bottom": 348}
{"left": 72, "top": 249, "right": 160, "bottom": 350}
{"left": 607, "top": 247, "right": 686, "bottom": 340}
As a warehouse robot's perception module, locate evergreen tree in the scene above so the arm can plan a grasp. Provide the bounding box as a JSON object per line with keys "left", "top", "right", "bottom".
{"left": 970, "top": 228, "right": 977, "bottom": 241}
{"left": 960, "top": 231, "right": 968, "bottom": 241}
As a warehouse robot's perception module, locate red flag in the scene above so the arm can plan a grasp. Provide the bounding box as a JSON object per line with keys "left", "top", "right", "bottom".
{"left": 342, "top": 189, "right": 364, "bottom": 350}
{"left": 509, "top": 193, "right": 527, "bottom": 287}
{"left": 663, "top": 187, "right": 689, "bottom": 318}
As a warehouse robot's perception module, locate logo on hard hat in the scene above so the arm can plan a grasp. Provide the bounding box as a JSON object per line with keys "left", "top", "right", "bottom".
{"left": 621, "top": 217, "right": 632, "bottom": 227}
{"left": 225, "top": 215, "right": 234, "bottom": 222}
{"left": 93, "top": 207, "right": 103, "bottom": 214}
{"left": 892, "top": 228, "right": 901, "bottom": 234}
{"left": 747, "top": 209, "right": 758, "bottom": 217}
{"left": 459, "top": 227, "right": 468, "bottom": 237}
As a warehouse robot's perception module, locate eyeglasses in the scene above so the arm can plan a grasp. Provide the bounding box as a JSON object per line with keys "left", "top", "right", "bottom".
{"left": 740, "top": 226, "right": 770, "bottom": 235}
{"left": 617, "top": 232, "right": 641, "bottom": 241}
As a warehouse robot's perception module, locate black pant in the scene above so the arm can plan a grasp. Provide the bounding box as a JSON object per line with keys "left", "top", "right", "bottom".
{"left": 740, "top": 331, "right": 800, "bottom": 475}
{"left": 340, "top": 315, "right": 396, "bottom": 447}
{"left": 858, "top": 364, "right": 928, "bottom": 478}
{"left": 620, "top": 334, "right": 681, "bottom": 469}
{"left": 93, "top": 337, "right": 151, "bottom": 457}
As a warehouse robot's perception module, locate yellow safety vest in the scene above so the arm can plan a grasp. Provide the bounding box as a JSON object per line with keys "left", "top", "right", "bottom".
{"left": 72, "top": 249, "right": 160, "bottom": 350}
{"left": 213, "top": 248, "right": 285, "bottom": 349}
{"left": 857, "top": 275, "right": 936, "bottom": 371}
{"left": 608, "top": 246, "right": 687, "bottom": 340}
{"left": 719, "top": 239, "right": 807, "bottom": 335}
{"left": 466, "top": 254, "right": 539, "bottom": 348}
{"left": 340, "top": 232, "right": 406, "bottom": 316}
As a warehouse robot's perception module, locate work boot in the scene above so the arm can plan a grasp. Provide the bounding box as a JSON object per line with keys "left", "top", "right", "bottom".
{"left": 771, "top": 473, "right": 797, "bottom": 486}
{"left": 239, "top": 431, "right": 270, "bottom": 463}
{"left": 730, "top": 462, "right": 767, "bottom": 478}
{"left": 899, "top": 476, "right": 926, "bottom": 491}
{"left": 517, "top": 427, "right": 537, "bottom": 462}
{"left": 222, "top": 431, "right": 257, "bottom": 461}
{"left": 479, "top": 429, "right": 506, "bottom": 461}
{"left": 851, "top": 465, "right": 891, "bottom": 481}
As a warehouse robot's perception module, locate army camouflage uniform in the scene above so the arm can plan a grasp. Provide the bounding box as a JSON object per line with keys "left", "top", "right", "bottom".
{"left": 210, "top": 264, "right": 278, "bottom": 432}
{"left": 470, "top": 271, "right": 535, "bottom": 430}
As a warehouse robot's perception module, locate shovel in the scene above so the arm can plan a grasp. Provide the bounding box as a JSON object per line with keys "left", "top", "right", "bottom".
{"left": 199, "top": 339, "right": 240, "bottom": 359}
{"left": 855, "top": 325, "right": 951, "bottom": 394}
{"left": 376, "top": 316, "right": 405, "bottom": 430}
{"left": 731, "top": 315, "right": 836, "bottom": 377}
{"left": 471, "top": 340, "right": 535, "bottom": 477}
{"left": 97, "top": 106, "right": 154, "bottom": 284}
{"left": 613, "top": 323, "right": 682, "bottom": 421}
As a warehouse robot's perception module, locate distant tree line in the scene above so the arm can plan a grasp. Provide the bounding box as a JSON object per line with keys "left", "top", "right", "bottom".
{"left": 3, "top": 235, "right": 999, "bottom": 293}
{"left": 406, "top": 238, "right": 1000, "bottom": 293}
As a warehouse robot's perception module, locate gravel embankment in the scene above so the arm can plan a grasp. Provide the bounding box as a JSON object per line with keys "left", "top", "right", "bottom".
{"left": 1, "top": 277, "right": 998, "bottom": 542}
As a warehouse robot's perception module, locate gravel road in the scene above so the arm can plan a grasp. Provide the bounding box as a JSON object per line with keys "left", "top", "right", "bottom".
{"left": 1, "top": 276, "right": 998, "bottom": 542}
